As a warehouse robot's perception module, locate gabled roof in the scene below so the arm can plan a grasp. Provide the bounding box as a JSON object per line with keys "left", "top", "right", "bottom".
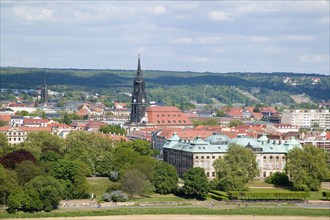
{"left": 147, "top": 106, "right": 193, "bottom": 126}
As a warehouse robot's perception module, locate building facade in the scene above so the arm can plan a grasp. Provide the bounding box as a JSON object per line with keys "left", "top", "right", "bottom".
{"left": 281, "top": 109, "right": 330, "bottom": 129}
{"left": 163, "top": 133, "right": 302, "bottom": 179}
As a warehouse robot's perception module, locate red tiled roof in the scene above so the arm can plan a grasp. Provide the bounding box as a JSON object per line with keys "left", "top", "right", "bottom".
{"left": 0, "top": 126, "right": 51, "bottom": 132}
{"left": 48, "top": 123, "right": 72, "bottom": 129}
{"left": 260, "top": 107, "right": 277, "bottom": 113}
{"left": 147, "top": 106, "right": 193, "bottom": 126}
{"left": 0, "top": 115, "right": 11, "bottom": 123}
{"left": 24, "top": 118, "right": 50, "bottom": 124}
{"left": 77, "top": 106, "right": 91, "bottom": 117}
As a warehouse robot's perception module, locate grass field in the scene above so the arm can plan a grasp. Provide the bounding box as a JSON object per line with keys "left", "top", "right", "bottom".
{"left": 1, "top": 207, "right": 329, "bottom": 219}
{"left": 247, "top": 181, "right": 275, "bottom": 188}
{"left": 87, "top": 177, "right": 112, "bottom": 197}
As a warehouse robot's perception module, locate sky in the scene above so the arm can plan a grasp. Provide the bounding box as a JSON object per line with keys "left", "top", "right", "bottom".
{"left": 1, "top": 0, "right": 329, "bottom": 74}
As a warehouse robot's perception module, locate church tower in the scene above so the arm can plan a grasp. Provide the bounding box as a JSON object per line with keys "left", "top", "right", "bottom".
{"left": 130, "top": 55, "right": 147, "bottom": 123}
{"left": 40, "top": 73, "right": 48, "bottom": 105}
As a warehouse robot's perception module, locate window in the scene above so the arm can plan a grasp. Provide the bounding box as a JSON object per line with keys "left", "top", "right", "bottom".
{"left": 263, "top": 156, "right": 267, "bottom": 159}
{"left": 201, "top": 156, "right": 204, "bottom": 159}
{"left": 212, "top": 156, "right": 215, "bottom": 159}
{"left": 195, "top": 156, "right": 199, "bottom": 159}
{"left": 212, "top": 172, "right": 215, "bottom": 177}
{"left": 206, "top": 156, "right": 210, "bottom": 159}
{"left": 282, "top": 156, "right": 286, "bottom": 160}
{"left": 276, "top": 156, "right": 279, "bottom": 160}
{"left": 270, "top": 156, "right": 273, "bottom": 159}
{"left": 263, "top": 172, "right": 267, "bottom": 177}
{"left": 206, "top": 172, "right": 210, "bottom": 177}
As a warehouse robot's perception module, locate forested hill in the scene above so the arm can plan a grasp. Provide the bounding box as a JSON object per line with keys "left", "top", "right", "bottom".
{"left": 1, "top": 67, "right": 329, "bottom": 103}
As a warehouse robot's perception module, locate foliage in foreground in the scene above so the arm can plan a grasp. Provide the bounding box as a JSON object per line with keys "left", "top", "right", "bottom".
{"left": 287, "top": 144, "right": 330, "bottom": 191}
{"left": 213, "top": 144, "right": 258, "bottom": 191}
{"left": 183, "top": 167, "right": 209, "bottom": 199}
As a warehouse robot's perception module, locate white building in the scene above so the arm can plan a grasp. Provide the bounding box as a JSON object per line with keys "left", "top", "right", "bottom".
{"left": 281, "top": 109, "right": 330, "bottom": 129}
{"left": 163, "top": 133, "right": 302, "bottom": 179}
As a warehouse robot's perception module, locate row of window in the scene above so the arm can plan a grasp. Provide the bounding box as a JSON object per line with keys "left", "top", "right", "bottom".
{"left": 7, "top": 132, "right": 26, "bottom": 136}
{"left": 157, "top": 120, "right": 187, "bottom": 124}
{"left": 206, "top": 172, "right": 216, "bottom": 177}
{"left": 8, "top": 137, "right": 25, "bottom": 142}
{"left": 195, "top": 155, "right": 218, "bottom": 159}
{"left": 263, "top": 156, "right": 285, "bottom": 160}
{"left": 156, "top": 114, "right": 181, "bottom": 117}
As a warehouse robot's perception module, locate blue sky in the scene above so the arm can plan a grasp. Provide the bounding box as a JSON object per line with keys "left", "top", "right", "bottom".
{"left": 1, "top": 1, "right": 329, "bottom": 74}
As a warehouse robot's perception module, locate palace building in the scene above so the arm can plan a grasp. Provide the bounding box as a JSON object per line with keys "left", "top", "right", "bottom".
{"left": 163, "top": 133, "right": 302, "bottom": 179}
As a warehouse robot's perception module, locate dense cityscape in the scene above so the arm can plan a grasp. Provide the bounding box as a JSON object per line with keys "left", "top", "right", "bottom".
{"left": 1, "top": 1, "right": 329, "bottom": 219}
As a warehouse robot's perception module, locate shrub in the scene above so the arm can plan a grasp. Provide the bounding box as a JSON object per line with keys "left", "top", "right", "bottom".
{"left": 322, "top": 191, "right": 330, "bottom": 200}
{"left": 106, "top": 182, "right": 121, "bottom": 192}
{"left": 102, "top": 190, "right": 128, "bottom": 202}
{"left": 227, "top": 191, "right": 310, "bottom": 200}
{"left": 109, "top": 171, "right": 119, "bottom": 182}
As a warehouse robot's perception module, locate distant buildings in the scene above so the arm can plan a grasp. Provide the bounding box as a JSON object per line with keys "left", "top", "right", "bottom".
{"left": 281, "top": 109, "right": 330, "bottom": 129}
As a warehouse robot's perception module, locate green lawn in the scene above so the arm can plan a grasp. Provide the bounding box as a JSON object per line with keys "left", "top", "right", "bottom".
{"left": 247, "top": 181, "right": 275, "bottom": 188}
{"left": 131, "top": 194, "right": 192, "bottom": 202}
{"left": 87, "top": 177, "right": 112, "bottom": 197}
{"left": 1, "top": 207, "right": 329, "bottom": 219}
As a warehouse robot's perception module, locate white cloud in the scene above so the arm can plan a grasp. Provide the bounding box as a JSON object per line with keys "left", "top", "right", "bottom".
{"left": 301, "top": 54, "right": 328, "bottom": 63}
{"left": 249, "top": 36, "right": 272, "bottom": 43}
{"left": 210, "top": 48, "right": 225, "bottom": 53}
{"left": 318, "top": 16, "right": 329, "bottom": 24}
{"left": 196, "top": 37, "right": 221, "bottom": 45}
{"left": 170, "top": 37, "right": 193, "bottom": 45}
{"left": 150, "top": 6, "right": 167, "bottom": 15}
{"left": 209, "top": 11, "right": 231, "bottom": 21}
{"left": 262, "top": 46, "right": 284, "bottom": 54}
{"left": 284, "top": 35, "right": 314, "bottom": 41}
{"left": 13, "top": 6, "right": 53, "bottom": 21}
{"left": 190, "top": 56, "right": 210, "bottom": 63}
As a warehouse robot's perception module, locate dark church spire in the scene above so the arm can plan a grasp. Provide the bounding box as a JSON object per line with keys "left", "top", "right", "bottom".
{"left": 40, "top": 73, "right": 48, "bottom": 105}
{"left": 130, "top": 55, "right": 147, "bottom": 124}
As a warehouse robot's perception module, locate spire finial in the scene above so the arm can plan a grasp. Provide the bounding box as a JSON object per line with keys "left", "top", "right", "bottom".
{"left": 137, "top": 54, "right": 142, "bottom": 75}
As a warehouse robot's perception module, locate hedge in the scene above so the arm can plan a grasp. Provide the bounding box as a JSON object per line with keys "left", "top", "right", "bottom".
{"left": 209, "top": 193, "right": 229, "bottom": 201}
{"left": 228, "top": 191, "right": 310, "bottom": 200}
{"left": 322, "top": 191, "right": 330, "bottom": 200}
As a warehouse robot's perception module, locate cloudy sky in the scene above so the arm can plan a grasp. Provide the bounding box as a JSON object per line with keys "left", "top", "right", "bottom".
{"left": 1, "top": 1, "right": 329, "bottom": 74}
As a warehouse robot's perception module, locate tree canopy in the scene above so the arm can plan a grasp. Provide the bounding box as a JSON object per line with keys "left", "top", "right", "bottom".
{"left": 183, "top": 167, "right": 209, "bottom": 199}
{"left": 213, "top": 144, "right": 258, "bottom": 191}
{"left": 153, "top": 161, "right": 178, "bottom": 194}
{"left": 287, "top": 144, "right": 330, "bottom": 191}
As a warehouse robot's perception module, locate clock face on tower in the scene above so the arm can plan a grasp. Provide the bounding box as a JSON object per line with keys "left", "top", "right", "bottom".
{"left": 142, "top": 98, "right": 145, "bottom": 103}
{"left": 133, "top": 99, "right": 136, "bottom": 103}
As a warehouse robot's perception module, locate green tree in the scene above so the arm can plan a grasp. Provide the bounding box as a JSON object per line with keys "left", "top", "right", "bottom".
{"left": 50, "top": 159, "right": 89, "bottom": 199}
{"left": 23, "top": 175, "right": 64, "bottom": 212}
{"left": 265, "top": 172, "right": 290, "bottom": 187}
{"left": 112, "top": 147, "right": 140, "bottom": 175}
{"left": 65, "top": 131, "right": 114, "bottom": 175}
{"left": 0, "top": 133, "right": 9, "bottom": 156}
{"left": 99, "top": 124, "right": 126, "bottom": 135}
{"left": 228, "top": 119, "right": 243, "bottom": 127}
{"left": 213, "top": 144, "right": 258, "bottom": 191}
{"left": 183, "top": 167, "right": 209, "bottom": 199}
{"left": 117, "top": 139, "right": 152, "bottom": 156}
{"left": 216, "top": 110, "right": 226, "bottom": 117}
{"left": 15, "top": 160, "right": 43, "bottom": 185}
{"left": 153, "top": 161, "right": 178, "bottom": 194}
{"left": 6, "top": 187, "right": 25, "bottom": 213}
{"left": 287, "top": 145, "right": 330, "bottom": 191}
{"left": 120, "top": 168, "right": 151, "bottom": 199}
{"left": 22, "top": 131, "right": 65, "bottom": 159}
{"left": 0, "top": 165, "right": 19, "bottom": 206}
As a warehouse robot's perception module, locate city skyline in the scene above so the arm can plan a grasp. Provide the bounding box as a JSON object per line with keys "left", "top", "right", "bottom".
{"left": 1, "top": 1, "right": 329, "bottom": 74}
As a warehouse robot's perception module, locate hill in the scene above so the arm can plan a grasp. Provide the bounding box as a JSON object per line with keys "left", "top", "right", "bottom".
{"left": 1, "top": 67, "right": 329, "bottom": 105}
